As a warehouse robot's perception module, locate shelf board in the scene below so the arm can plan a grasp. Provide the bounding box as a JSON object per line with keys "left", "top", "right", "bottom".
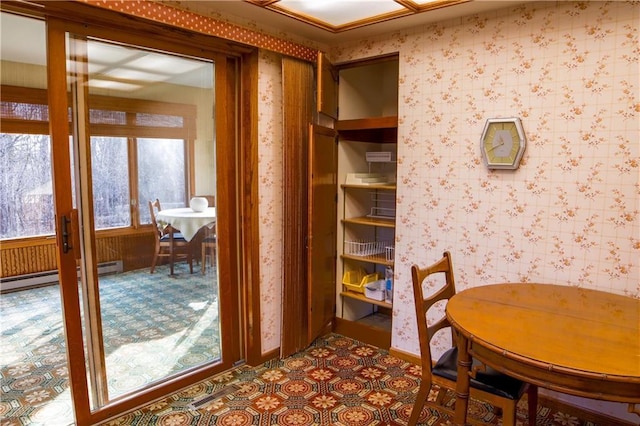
{"left": 336, "top": 116, "right": 398, "bottom": 143}
{"left": 341, "top": 290, "right": 392, "bottom": 309}
{"left": 341, "top": 183, "right": 396, "bottom": 190}
{"left": 341, "top": 253, "right": 393, "bottom": 266}
{"left": 343, "top": 216, "right": 395, "bottom": 228}
{"left": 336, "top": 116, "right": 397, "bottom": 130}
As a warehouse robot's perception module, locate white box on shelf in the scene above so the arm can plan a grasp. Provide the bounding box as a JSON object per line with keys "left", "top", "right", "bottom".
{"left": 366, "top": 152, "right": 395, "bottom": 162}
{"left": 364, "top": 280, "right": 385, "bottom": 301}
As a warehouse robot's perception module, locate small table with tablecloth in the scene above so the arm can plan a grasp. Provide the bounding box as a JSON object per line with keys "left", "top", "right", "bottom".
{"left": 155, "top": 207, "right": 216, "bottom": 242}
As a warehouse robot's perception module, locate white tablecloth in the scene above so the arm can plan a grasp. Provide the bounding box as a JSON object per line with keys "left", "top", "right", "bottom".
{"left": 155, "top": 207, "right": 216, "bottom": 241}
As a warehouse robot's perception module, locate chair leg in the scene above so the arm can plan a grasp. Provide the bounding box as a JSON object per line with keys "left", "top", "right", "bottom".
{"left": 169, "top": 240, "right": 175, "bottom": 276}
{"left": 210, "top": 245, "right": 216, "bottom": 269}
{"left": 501, "top": 401, "right": 517, "bottom": 426}
{"left": 202, "top": 243, "right": 215, "bottom": 274}
{"left": 201, "top": 243, "right": 206, "bottom": 274}
{"left": 434, "top": 386, "right": 446, "bottom": 406}
{"left": 408, "top": 382, "right": 431, "bottom": 426}
{"left": 150, "top": 250, "right": 159, "bottom": 273}
{"left": 527, "top": 384, "right": 538, "bottom": 426}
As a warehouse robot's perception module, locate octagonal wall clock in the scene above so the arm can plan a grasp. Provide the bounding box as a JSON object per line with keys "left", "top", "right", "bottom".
{"left": 480, "top": 117, "right": 526, "bottom": 170}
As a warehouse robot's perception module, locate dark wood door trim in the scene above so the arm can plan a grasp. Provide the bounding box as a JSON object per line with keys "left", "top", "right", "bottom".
{"left": 307, "top": 124, "right": 338, "bottom": 343}
{"left": 280, "top": 57, "right": 314, "bottom": 357}
{"left": 239, "top": 50, "right": 264, "bottom": 366}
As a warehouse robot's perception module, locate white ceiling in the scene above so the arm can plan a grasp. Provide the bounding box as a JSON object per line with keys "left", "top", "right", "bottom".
{"left": 0, "top": 12, "right": 214, "bottom": 89}
{"left": 169, "top": 0, "right": 528, "bottom": 45}
{"left": 269, "top": 0, "right": 412, "bottom": 27}
{"left": 0, "top": 10, "right": 46, "bottom": 67}
{"left": 1, "top": 1, "right": 528, "bottom": 90}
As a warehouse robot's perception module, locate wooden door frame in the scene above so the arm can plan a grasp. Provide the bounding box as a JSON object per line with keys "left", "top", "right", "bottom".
{"left": 0, "top": 2, "right": 261, "bottom": 423}
{"left": 239, "top": 50, "right": 264, "bottom": 365}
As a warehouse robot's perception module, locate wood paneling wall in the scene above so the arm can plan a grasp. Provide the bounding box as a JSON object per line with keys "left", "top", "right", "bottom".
{"left": 0, "top": 231, "right": 156, "bottom": 278}
{"left": 1, "top": 241, "right": 58, "bottom": 277}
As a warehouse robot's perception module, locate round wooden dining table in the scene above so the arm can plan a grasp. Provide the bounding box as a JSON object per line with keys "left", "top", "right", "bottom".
{"left": 446, "top": 283, "right": 640, "bottom": 425}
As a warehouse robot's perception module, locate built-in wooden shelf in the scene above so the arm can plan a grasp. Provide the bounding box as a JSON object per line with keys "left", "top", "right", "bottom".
{"left": 341, "top": 183, "right": 396, "bottom": 190}
{"left": 341, "top": 290, "right": 392, "bottom": 309}
{"left": 336, "top": 116, "right": 398, "bottom": 142}
{"left": 340, "top": 253, "right": 393, "bottom": 267}
{"left": 336, "top": 116, "right": 398, "bottom": 130}
{"left": 342, "top": 216, "right": 395, "bottom": 228}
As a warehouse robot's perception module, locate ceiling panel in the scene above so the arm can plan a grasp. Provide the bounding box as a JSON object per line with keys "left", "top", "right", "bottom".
{"left": 273, "top": 0, "right": 407, "bottom": 27}
{"left": 245, "top": 0, "right": 472, "bottom": 32}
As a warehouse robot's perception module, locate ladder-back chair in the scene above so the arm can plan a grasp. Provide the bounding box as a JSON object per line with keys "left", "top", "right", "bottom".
{"left": 408, "top": 251, "right": 537, "bottom": 426}
{"left": 148, "top": 199, "right": 193, "bottom": 274}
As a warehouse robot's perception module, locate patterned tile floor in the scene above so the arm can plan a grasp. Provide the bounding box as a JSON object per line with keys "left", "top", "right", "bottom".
{"left": 1, "top": 263, "right": 219, "bottom": 425}
{"left": 0, "top": 271, "right": 624, "bottom": 426}
{"left": 104, "top": 334, "right": 613, "bottom": 426}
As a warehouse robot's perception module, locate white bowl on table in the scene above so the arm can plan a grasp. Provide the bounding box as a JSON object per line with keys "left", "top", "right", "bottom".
{"left": 189, "top": 197, "right": 208, "bottom": 212}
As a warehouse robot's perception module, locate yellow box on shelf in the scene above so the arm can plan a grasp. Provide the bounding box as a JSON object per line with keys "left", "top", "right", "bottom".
{"left": 342, "top": 269, "right": 382, "bottom": 293}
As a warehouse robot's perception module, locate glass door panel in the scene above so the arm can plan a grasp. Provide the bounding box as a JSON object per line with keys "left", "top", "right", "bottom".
{"left": 66, "top": 35, "right": 220, "bottom": 405}
{"left": 0, "top": 12, "right": 75, "bottom": 426}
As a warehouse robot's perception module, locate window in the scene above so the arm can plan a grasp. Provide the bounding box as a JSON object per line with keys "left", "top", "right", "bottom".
{"left": 0, "top": 85, "right": 195, "bottom": 239}
{"left": 137, "top": 138, "right": 186, "bottom": 224}
{"left": 0, "top": 133, "right": 55, "bottom": 238}
{"left": 91, "top": 136, "right": 130, "bottom": 228}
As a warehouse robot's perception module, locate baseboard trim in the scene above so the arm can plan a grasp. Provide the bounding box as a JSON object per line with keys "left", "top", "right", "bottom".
{"left": 255, "top": 348, "right": 280, "bottom": 365}
{"left": 537, "top": 395, "right": 637, "bottom": 426}
{"left": 389, "top": 346, "right": 420, "bottom": 365}
{"left": 333, "top": 317, "right": 391, "bottom": 349}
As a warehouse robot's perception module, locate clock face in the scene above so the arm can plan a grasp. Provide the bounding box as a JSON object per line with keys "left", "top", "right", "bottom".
{"left": 480, "top": 118, "right": 526, "bottom": 169}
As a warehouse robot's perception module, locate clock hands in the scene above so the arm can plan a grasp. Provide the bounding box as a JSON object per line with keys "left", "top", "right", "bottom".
{"left": 485, "top": 135, "right": 505, "bottom": 152}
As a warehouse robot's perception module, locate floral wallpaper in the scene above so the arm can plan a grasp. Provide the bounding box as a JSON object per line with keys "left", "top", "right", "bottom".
{"left": 331, "top": 1, "right": 639, "bottom": 361}
{"left": 257, "top": 50, "right": 284, "bottom": 352}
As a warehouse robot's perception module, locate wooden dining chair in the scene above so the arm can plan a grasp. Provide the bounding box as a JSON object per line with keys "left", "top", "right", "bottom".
{"left": 148, "top": 199, "right": 193, "bottom": 274}
{"left": 408, "top": 251, "right": 537, "bottom": 426}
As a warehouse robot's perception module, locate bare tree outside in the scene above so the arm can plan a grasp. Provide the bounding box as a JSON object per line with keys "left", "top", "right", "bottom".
{"left": 0, "top": 132, "right": 187, "bottom": 238}
{"left": 91, "top": 136, "right": 130, "bottom": 228}
{"left": 0, "top": 133, "right": 54, "bottom": 239}
{"left": 138, "top": 138, "right": 187, "bottom": 224}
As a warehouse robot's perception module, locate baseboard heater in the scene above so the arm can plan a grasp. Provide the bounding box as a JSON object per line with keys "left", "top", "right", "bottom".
{"left": 0, "top": 260, "right": 123, "bottom": 293}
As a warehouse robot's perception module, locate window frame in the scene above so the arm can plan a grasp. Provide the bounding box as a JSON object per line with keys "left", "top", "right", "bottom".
{"left": 1, "top": 84, "right": 197, "bottom": 240}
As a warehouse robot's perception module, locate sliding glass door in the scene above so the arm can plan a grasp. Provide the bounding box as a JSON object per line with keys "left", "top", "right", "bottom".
{"left": 0, "top": 14, "right": 75, "bottom": 424}
{"left": 45, "top": 16, "right": 241, "bottom": 424}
